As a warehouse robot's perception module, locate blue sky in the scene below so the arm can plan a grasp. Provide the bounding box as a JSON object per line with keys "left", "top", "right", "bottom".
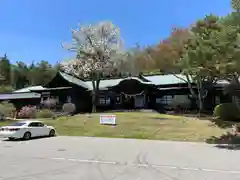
{"left": 0, "top": 0, "right": 232, "bottom": 65}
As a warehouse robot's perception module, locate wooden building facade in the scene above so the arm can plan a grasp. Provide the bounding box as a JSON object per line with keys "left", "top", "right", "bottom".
{"left": 0, "top": 71, "right": 233, "bottom": 113}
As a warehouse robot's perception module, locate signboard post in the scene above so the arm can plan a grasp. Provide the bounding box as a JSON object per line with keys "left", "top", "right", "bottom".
{"left": 100, "top": 115, "right": 116, "bottom": 125}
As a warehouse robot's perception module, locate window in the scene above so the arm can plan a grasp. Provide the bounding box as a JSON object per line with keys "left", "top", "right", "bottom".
{"left": 116, "top": 96, "right": 121, "bottom": 104}
{"left": 37, "top": 122, "right": 45, "bottom": 127}
{"left": 135, "top": 95, "right": 145, "bottom": 108}
{"left": 232, "top": 96, "right": 240, "bottom": 104}
{"left": 42, "top": 92, "right": 50, "bottom": 95}
{"left": 99, "top": 97, "right": 105, "bottom": 104}
{"left": 29, "top": 122, "right": 45, "bottom": 127}
{"left": 156, "top": 95, "right": 174, "bottom": 105}
{"left": 105, "top": 97, "right": 110, "bottom": 105}
{"left": 215, "top": 96, "right": 221, "bottom": 105}
{"left": 9, "top": 122, "right": 26, "bottom": 126}
{"left": 99, "top": 96, "right": 111, "bottom": 105}
{"left": 55, "top": 96, "right": 59, "bottom": 103}
{"left": 67, "top": 96, "right": 72, "bottom": 103}
{"left": 156, "top": 98, "right": 162, "bottom": 104}
{"left": 28, "top": 122, "right": 38, "bottom": 127}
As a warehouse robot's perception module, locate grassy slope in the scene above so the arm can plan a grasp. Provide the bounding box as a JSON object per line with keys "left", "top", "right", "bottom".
{"left": 0, "top": 112, "right": 225, "bottom": 142}
{"left": 42, "top": 112, "right": 225, "bottom": 142}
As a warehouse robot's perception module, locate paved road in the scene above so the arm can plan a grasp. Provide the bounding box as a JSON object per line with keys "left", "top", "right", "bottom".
{"left": 0, "top": 136, "right": 240, "bottom": 180}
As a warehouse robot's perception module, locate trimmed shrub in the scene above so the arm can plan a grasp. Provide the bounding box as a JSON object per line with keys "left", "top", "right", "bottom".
{"left": 36, "top": 109, "right": 55, "bottom": 119}
{"left": 0, "top": 85, "right": 14, "bottom": 93}
{"left": 62, "top": 103, "right": 76, "bottom": 115}
{"left": 0, "top": 101, "right": 16, "bottom": 118}
{"left": 213, "top": 103, "right": 240, "bottom": 121}
{"left": 17, "top": 106, "right": 37, "bottom": 119}
{"left": 42, "top": 98, "right": 57, "bottom": 109}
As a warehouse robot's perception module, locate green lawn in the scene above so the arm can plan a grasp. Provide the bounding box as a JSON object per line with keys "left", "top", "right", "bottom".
{"left": 0, "top": 112, "right": 226, "bottom": 142}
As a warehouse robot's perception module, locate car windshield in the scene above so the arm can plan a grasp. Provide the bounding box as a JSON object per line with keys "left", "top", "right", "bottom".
{"left": 8, "top": 122, "right": 26, "bottom": 126}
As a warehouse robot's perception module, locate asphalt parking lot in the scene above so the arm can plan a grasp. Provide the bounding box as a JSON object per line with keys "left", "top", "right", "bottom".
{"left": 0, "top": 136, "right": 240, "bottom": 180}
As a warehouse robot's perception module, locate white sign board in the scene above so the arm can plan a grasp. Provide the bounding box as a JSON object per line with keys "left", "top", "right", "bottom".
{"left": 100, "top": 115, "right": 116, "bottom": 125}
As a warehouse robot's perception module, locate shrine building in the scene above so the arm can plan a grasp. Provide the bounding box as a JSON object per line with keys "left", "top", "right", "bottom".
{"left": 0, "top": 71, "right": 232, "bottom": 113}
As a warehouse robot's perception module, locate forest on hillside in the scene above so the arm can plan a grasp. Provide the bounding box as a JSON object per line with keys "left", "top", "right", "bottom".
{"left": 0, "top": 54, "right": 59, "bottom": 92}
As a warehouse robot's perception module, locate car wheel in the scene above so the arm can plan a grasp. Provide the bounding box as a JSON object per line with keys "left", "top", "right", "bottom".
{"left": 23, "top": 132, "right": 31, "bottom": 140}
{"left": 49, "top": 129, "right": 55, "bottom": 137}
{"left": 8, "top": 137, "right": 15, "bottom": 141}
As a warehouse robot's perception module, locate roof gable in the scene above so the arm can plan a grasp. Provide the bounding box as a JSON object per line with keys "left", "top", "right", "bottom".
{"left": 58, "top": 72, "right": 91, "bottom": 89}
{"left": 85, "top": 77, "right": 153, "bottom": 90}
{"left": 54, "top": 71, "right": 154, "bottom": 90}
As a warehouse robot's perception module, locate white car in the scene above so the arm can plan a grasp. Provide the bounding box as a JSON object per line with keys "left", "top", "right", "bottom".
{"left": 0, "top": 120, "right": 56, "bottom": 140}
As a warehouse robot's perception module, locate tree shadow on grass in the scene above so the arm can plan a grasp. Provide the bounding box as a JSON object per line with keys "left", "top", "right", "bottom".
{"left": 205, "top": 118, "right": 240, "bottom": 149}
{"left": 211, "top": 118, "right": 237, "bottom": 128}
{"left": 206, "top": 133, "right": 240, "bottom": 150}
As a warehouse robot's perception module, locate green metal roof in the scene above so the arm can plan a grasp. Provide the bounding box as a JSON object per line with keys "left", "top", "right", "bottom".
{"left": 58, "top": 72, "right": 91, "bottom": 89}
{"left": 0, "top": 92, "right": 41, "bottom": 100}
{"left": 85, "top": 79, "right": 122, "bottom": 90}
{"left": 142, "top": 74, "right": 190, "bottom": 85}
{"left": 14, "top": 86, "right": 46, "bottom": 93}
{"left": 143, "top": 74, "right": 229, "bottom": 86}
{"left": 31, "top": 87, "right": 72, "bottom": 91}
{"left": 51, "top": 71, "right": 230, "bottom": 89}
{"left": 85, "top": 77, "right": 153, "bottom": 90}
{"left": 57, "top": 72, "right": 154, "bottom": 90}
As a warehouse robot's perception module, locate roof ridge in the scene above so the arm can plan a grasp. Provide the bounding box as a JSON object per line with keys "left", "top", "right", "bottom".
{"left": 59, "top": 71, "right": 143, "bottom": 81}
{"left": 58, "top": 71, "right": 91, "bottom": 89}
{"left": 58, "top": 71, "right": 85, "bottom": 81}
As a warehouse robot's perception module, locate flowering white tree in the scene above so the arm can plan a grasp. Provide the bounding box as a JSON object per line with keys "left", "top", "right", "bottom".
{"left": 61, "top": 21, "right": 125, "bottom": 112}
